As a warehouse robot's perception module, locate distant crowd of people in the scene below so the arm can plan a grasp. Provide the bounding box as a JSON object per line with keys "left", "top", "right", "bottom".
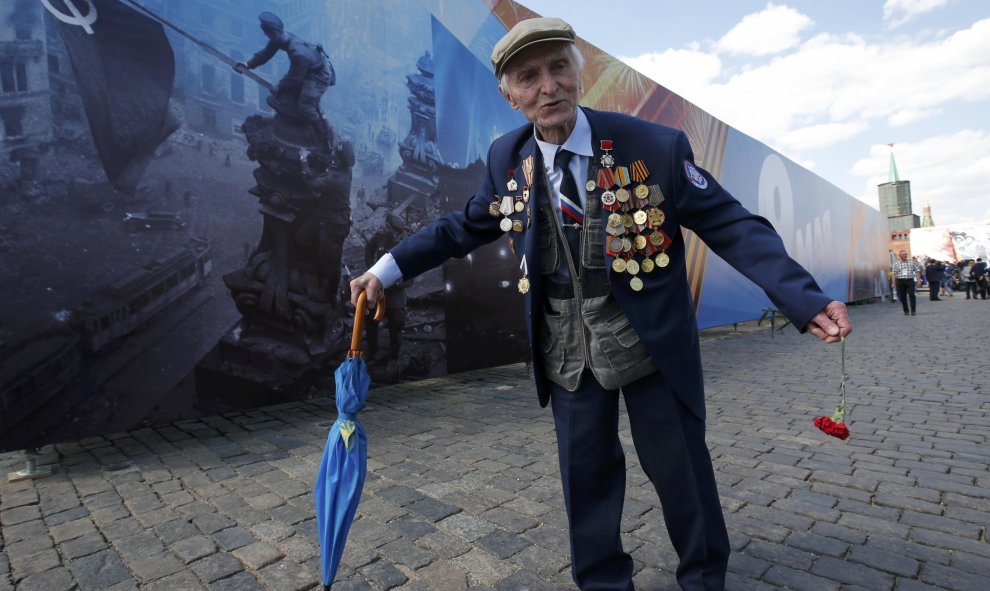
{"left": 890, "top": 250, "right": 988, "bottom": 315}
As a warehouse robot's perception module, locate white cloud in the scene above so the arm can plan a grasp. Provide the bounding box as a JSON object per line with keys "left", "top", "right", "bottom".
{"left": 883, "top": 0, "right": 952, "bottom": 29}
{"left": 715, "top": 2, "right": 813, "bottom": 57}
{"left": 623, "top": 18, "right": 990, "bottom": 156}
{"left": 852, "top": 130, "right": 990, "bottom": 225}
{"left": 619, "top": 48, "right": 722, "bottom": 97}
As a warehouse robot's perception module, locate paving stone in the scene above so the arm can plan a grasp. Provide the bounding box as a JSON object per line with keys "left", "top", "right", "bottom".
{"left": 189, "top": 552, "right": 243, "bottom": 583}
{"left": 232, "top": 541, "right": 283, "bottom": 570}
{"left": 476, "top": 528, "right": 531, "bottom": 559}
{"left": 139, "top": 569, "right": 205, "bottom": 591}
{"left": 360, "top": 559, "right": 408, "bottom": 590}
{"left": 378, "top": 537, "right": 435, "bottom": 569}
{"left": 212, "top": 526, "right": 256, "bottom": 551}
{"left": 68, "top": 549, "right": 131, "bottom": 591}
{"left": 127, "top": 551, "right": 184, "bottom": 583}
{"left": 60, "top": 532, "right": 108, "bottom": 560}
{"left": 209, "top": 570, "right": 264, "bottom": 591}
{"left": 256, "top": 559, "right": 319, "bottom": 591}
{"left": 14, "top": 566, "right": 75, "bottom": 591}
{"left": 171, "top": 535, "right": 217, "bottom": 564}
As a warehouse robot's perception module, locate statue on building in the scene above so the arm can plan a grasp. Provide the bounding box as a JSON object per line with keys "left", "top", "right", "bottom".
{"left": 234, "top": 12, "right": 336, "bottom": 153}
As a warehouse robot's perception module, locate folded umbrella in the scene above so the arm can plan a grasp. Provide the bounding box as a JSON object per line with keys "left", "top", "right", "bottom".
{"left": 314, "top": 291, "right": 385, "bottom": 589}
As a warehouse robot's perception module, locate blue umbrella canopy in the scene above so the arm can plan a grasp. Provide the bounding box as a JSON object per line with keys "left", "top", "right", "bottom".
{"left": 314, "top": 292, "right": 384, "bottom": 589}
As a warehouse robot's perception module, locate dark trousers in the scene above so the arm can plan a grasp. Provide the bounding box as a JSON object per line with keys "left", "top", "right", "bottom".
{"left": 549, "top": 371, "right": 729, "bottom": 591}
{"left": 928, "top": 280, "right": 940, "bottom": 300}
{"left": 895, "top": 278, "right": 917, "bottom": 314}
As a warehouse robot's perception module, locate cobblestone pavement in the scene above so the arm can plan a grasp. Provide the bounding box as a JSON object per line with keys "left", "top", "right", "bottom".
{"left": 2, "top": 296, "right": 988, "bottom": 590}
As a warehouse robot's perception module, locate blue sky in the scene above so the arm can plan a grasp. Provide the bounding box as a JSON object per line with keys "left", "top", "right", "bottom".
{"left": 520, "top": 0, "right": 990, "bottom": 226}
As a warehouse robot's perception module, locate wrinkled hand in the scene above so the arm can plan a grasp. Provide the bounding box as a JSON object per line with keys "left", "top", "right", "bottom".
{"left": 350, "top": 272, "right": 384, "bottom": 310}
{"left": 233, "top": 62, "right": 249, "bottom": 74}
{"left": 805, "top": 301, "right": 852, "bottom": 343}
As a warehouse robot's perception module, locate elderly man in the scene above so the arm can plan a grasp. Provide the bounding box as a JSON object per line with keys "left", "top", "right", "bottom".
{"left": 891, "top": 250, "right": 923, "bottom": 315}
{"left": 351, "top": 17, "right": 851, "bottom": 591}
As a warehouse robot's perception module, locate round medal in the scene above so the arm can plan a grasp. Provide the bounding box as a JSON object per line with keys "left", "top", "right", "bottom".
{"left": 626, "top": 259, "right": 640, "bottom": 275}
{"left": 641, "top": 258, "right": 655, "bottom": 273}
{"left": 622, "top": 237, "right": 633, "bottom": 252}
{"left": 650, "top": 232, "right": 665, "bottom": 246}
{"left": 616, "top": 188, "right": 630, "bottom": 203}
{"left": 656, "top": 253, "right": 670, "bottom": 267}
{"left": 611, "top": 258, "right": 627, "bottom": 273}
{"left": 499, "top": 218, "right": 513, "bottom": 232}
{"left": 634, "top": 184, "right": 650, "bottom": 199}
{"left": 630, "top": 276, "right": 644, "bottom": 291}
{"left": 601, "top": 191, "right": 616, "bottom": 206}
{"left": 489, "top": 201, "right": 500, "bottom": 217}
{"left": 607, "top": 213, "right": 623, "bottom": 227}
{"left": 518, "top": 276, "right": 530, "bottom": 294}
{"left": 634, "top": 235, "right": 647, "bottom": 250}
{"left": 608, "top": 237, "right": 624, "bottom": 252}
{"left": 514, "top": 201, "right": 524, "bottom": 213}
{"left": 586, "top": 180, "right": 597, "bottom": 192}
{"left": 512, "top": 219, "right": 523, "bottom": 232}
{"left": 633, "top": 210, "right": 648, "bottom": 225}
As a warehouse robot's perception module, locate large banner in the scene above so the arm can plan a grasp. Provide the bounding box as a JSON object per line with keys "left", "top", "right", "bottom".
{"left": 0, "top": 0, "right": 886, "bottom": 451}
{"left": 911, "top": 221, "right": 990, "bottom": 263}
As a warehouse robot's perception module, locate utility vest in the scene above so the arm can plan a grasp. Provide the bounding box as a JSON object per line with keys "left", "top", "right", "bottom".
{"left": 535, "top": 159, "right": 656, "bottom": 392}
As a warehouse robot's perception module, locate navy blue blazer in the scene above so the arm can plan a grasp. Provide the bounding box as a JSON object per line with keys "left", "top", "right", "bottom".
{"left": 392, "top": 107, "right": 831, "bottom": 420}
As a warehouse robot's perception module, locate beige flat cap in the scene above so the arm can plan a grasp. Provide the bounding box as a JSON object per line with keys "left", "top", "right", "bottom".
{"left": 491, "top": 17, "right": 575, "bottom": 78}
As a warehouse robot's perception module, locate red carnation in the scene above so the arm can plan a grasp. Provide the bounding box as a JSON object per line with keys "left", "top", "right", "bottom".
{"left": 813, "top": 416, "right": 849, "bottom": 440}
{"left": 812, "top": 336, "right": 851, "bottom": 441}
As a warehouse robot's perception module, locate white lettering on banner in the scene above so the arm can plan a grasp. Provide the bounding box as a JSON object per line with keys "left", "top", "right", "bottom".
{"left": 758, "top": 154, "right": 835, "bottom": 278}
{"left": 793, "top": 210, "right": 832, "bottom": 273}
{"left": 757, "top": 154, "right": 794, "bottom": 252}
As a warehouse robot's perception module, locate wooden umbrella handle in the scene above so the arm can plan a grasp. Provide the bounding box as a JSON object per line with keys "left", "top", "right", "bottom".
{"left": 349, "top": 291, "right": 386, "bottom": 357}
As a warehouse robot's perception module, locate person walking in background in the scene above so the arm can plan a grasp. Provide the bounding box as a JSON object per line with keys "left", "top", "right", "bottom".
{"left": 960, "top": 259, "right": 975, "bottom": 299}
{"left": 925, "top": 258, "right": 943, "bottom": 302}
{"left": 892, "top": 250, "right": 923, "bottom": 315}
{"left": 940, "top": 260, "right": 955, "bottom": 298}
{"left": 971, "top": 258, "right": 988, "bottom": 300}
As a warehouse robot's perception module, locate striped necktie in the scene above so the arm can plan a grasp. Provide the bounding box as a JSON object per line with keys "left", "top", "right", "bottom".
{"left": 554, "top": 149, "right": 583, "bottom": 275}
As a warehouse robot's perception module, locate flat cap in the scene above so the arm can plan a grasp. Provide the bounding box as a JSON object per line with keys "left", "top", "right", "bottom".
{"left": 491, "top": 17, "right": 575, "bottom": 78}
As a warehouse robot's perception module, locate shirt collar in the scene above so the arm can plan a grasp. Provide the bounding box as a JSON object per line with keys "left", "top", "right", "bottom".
{"left": 535, "top": 108, "right": 593, "bottom": 168}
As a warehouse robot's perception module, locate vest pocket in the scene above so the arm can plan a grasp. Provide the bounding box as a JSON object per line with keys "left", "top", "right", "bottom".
{"left": 582, "top": 217, "right": 605, "bottom": 269}
{"left": 595, "top": 312, "right": 650, "bottom": 372}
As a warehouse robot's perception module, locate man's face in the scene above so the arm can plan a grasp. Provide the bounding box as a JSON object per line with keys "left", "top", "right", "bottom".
{"left": 899, "top": 251, "right": 908, "bottom": 260}
{"left": 499, "top": 42, "right": 580, "bottom": 144}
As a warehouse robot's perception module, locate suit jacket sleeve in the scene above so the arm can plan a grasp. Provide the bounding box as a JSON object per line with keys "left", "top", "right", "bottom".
{"left": 669, "top": 131, "right": 831, "bottom": 332}
{"left": 389, "top": 142, "right": 505, "bottom": 280}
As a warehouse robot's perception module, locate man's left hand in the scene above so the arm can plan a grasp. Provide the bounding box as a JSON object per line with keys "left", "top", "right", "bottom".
{"left": 805, "top": 301, "right": 852, "bottom": 343}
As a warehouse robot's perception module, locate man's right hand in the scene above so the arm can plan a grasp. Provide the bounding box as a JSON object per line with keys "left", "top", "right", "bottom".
{"left": 350, "top": 272, "right": 384, "bottom": 310}
{"left": 233, "top": 62, "right": 249, "bottom": 74}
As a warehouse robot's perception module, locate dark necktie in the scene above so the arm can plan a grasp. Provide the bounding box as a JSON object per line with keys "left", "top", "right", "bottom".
{"left": 554, "top": 149, "right": 583, "bottom": 275}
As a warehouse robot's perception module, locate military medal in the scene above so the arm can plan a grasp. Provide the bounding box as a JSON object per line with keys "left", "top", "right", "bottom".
{"left": 630, "top": 276, "right": 644, "bottom": 291}
{"left": 601, "top": 190, "right": 616, "bottom": 207}
{"left": 518, "top": 255, "right": 530, "bottom": 294}
{"left": 634, "top": 235, "right": 647, "bottom": 251}
{"left": 586, "top": 180, "right": 597, "bottom": 192}
{"left": 626, "top": 259, "right": 640, "bottom": 275}
{"left": 512, "top": 219, "right": 523, "bottom": 232}
{"left": 507, "top": 170, "right": 518, "bottom": 192}
{"left": 649, "top": 184, "right": 664, "bottom": 206}
{"left": 600, "top": 139, "right": 615, "bottom": 168}
{"left": 523, "top": 187, "right": 530, "bottom": 203}
{"left": 615, "top": 187, "right": 630, "bottom": 204}
{"left": 522, "top": 156, "right": 535, "bottom": 187}
{"left": 489, "top": 199, "right": 500, "bottom": 217}
{"left": 500, "top": 218, "right": 513, "bottom": 232}
{"left": 611, "top": 257, "right": 627, "bottom": 273}
{"left": 630, "top": 159, "right": 650, "bottom": 201}
{"left": 607, "top": 237, "right": 624, "bottom": 256}
{"left": 641, "top": 258, "right": 655, "bottom": 273}
{"left": 514, "top": 199, "right": 525, "bottom": 213}
{"left": 647, "top": 208, "right": 665, "bottom": 228}
{"left": 656, "top": 252, "right": 670, "bottom": 267}
{"left": 633, "top": 210, "right": 648, "bottom": 225}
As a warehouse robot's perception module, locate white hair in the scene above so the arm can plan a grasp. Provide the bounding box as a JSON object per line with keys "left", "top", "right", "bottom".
{"left": 499, "top": 43, "right": 584, "bottom": 89}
